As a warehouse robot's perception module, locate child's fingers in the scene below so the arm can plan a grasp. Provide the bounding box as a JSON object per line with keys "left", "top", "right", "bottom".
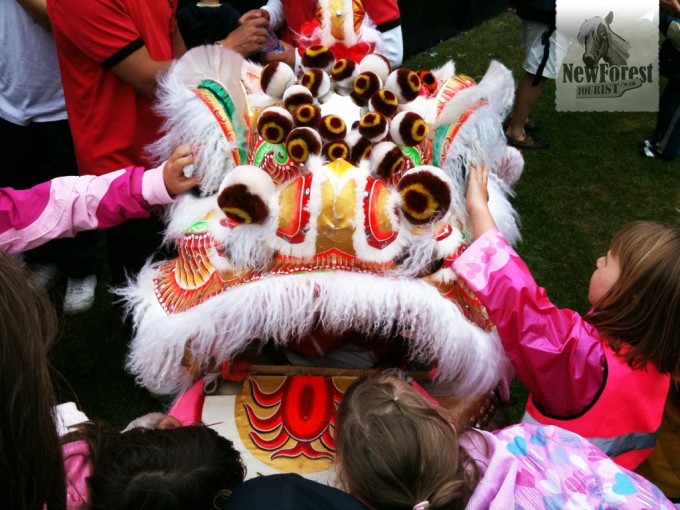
{"left": 172, "top": 144, "right": 193, "bottom": 160}
{"left": 173, "top": 154, "right": 195, "bottom": 171}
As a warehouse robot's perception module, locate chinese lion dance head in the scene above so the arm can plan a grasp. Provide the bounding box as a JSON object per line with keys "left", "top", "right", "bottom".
{"left": 120, "top": 45, "right": 523, "bottom": 398}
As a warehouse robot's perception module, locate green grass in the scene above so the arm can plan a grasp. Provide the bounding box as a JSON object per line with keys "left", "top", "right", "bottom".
{"left": 51, "top": 11, "right": 680, "bottom": 428}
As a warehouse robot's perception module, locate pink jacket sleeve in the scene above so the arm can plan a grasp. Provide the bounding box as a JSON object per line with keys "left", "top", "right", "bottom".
{"left": 0, "top": 164, "right": 173, "bottom": 254}
{"left": 452, "top": 227, "right": 605, "bottom": 417}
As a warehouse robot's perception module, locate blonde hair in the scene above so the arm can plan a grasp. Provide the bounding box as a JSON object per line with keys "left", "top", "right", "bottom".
{"left": 335, "top": 375, "right": 479, "bottom": 510}
{"left": 586, "top": 221, "right": 680, "bottom": 375}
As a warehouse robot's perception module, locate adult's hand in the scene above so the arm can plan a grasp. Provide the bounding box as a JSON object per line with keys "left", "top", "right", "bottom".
{"left": 261, "top": 39, "right": 296, "bottom": 68}
{"left": 221, "top": 16, "right": 268, "bottom": 56}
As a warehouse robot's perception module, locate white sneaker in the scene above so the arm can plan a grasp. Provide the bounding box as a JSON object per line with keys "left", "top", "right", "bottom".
{"left": 63, "top": 274, "right": 97, "bottom": 315}
{"left": 668, "top": 21, "right": 680, "bottom": 52}
{"left": 30, "top": 263, "right": 59, "bottom": 290}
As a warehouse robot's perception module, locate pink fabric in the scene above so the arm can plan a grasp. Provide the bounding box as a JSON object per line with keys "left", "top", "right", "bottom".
{"left": 525, "top": 343, "right": 669, "bottom": 470}
{"left": 452, "top": 227, "right": 605, "bottom": 417}
{"left": 462, "top": 424, "right": 676, "bottom": 509}
{"left": 62, "top": 440, "right": 90, "bottom": 510}
{"left": 0, "top": 164, "right": 173, "bottom": 253}
{"left": 168, "top": 378, "right": 206, "bottom": 426}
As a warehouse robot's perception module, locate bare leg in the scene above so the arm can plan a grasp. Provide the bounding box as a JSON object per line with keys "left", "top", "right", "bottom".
{"left": 506, "top": 72, "right": 547, "bottom": 141}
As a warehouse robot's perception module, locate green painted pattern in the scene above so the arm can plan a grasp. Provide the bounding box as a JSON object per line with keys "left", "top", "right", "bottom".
{"left": 198, "top": 80, "right": 247, "bottom": 164}
{"left": 399, "top": 145, "right": 422, "bottom": 166}
{"left": 186, "top": 221, "right": 210, "bottom": 234}
{"left": 253, "top": 141, "right": 290, "bottom": 166}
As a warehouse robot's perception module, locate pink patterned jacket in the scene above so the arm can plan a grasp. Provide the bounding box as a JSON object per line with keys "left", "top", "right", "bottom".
{"left": 0, "top": 165, "right": 173, "bottom": 254}
{"left": 463, "top": 424, "right": 675, "bottom": 509}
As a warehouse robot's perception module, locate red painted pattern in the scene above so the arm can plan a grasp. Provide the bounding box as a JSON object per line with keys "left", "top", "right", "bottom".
{"left": 244, "top": 375, "right": 344, "bottom": 460}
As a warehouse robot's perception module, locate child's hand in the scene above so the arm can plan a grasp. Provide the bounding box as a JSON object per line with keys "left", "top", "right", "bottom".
{"left": 163, "top": 145, "right": 199, "bottom": 196}
{"left": 239, "top": 8, "right": 270, "bottom": 26}
{"left": 466, "top": 162, "right": 496, "bottom": 240}
{"left": 466, "top": 162, "right": 489, "bottom": 213}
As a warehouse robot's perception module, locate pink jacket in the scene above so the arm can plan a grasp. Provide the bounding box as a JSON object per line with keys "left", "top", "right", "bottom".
{"left": 452, "top": 227, "right": 607, "bottom": 416}
{"left": 453, "top": 227, "right": 670, "bottom": 468}
{"left": 0, "top": 165, "right": 173, "bottom": 254}
{"left": 462, "top": 424, "right": 675, "bottom": 509}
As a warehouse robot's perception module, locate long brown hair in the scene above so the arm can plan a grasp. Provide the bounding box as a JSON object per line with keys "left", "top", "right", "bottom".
{"left": 586, "top": 221, "right": 680, "bottom": 375}
{"left": 0, "top": 253, "right": 66, "bottom": 509}
{"left": 335, "top": 374, "right": 479, "bottom": 510}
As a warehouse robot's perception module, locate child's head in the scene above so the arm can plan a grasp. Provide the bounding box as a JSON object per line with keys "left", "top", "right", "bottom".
{"left": 83, "top": 424, "right": 245, "bottom": 510}
{"left": 0, "top": 253, "right": 65, "bottom": 510}
{"left": 335, "top": 374, "right": 478, "bottom": 510}
{"left": 587, "top": 221, "right": 680, "bottom": 375}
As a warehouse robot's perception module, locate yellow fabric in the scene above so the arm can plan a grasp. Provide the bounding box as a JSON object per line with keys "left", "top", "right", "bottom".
{"left": 637, "top": 383, "right": 680, "bottom": 499}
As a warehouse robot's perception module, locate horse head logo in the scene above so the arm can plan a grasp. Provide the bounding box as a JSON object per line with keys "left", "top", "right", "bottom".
{"left": 577, "top": 11, "right": 630, "bottom": 68}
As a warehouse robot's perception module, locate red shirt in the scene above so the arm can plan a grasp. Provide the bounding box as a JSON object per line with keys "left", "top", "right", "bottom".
{"left": 48, "top": 0, "right": 176, "bottom": 175}
{"left": 279, "top": 0, "right": 400, "bottom": 45}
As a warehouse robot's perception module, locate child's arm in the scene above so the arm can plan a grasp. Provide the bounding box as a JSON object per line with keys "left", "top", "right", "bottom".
{"left": 466, "top": 161, "right": 497, "bottom": 240}
{"left": 364, "top": 0, "right": 404, "bottom": 67}
{"left": 452, "top": 164, "right": 606, "bottom": 417}
{"left": 0, "top": 146, "right": 197, "bottom": 254}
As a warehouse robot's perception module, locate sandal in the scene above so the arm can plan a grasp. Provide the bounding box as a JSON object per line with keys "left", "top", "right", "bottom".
{"left": 506, "top": 133, "right": 550, "bottom": 150}
{"left": 524, "top": 119, "right": 543, "bottom": 132}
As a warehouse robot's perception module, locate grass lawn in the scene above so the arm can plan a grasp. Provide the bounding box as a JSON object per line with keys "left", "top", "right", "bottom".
{"left": 51, "top": 10, "right": 680, "bottom": 428}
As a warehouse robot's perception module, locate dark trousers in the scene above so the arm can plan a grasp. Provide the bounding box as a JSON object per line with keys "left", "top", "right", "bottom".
{"left": 0, "top": 117, "right": 97, "bottom": 277}
{"left": 653, "top": 16, "right": 680, "bottom": 159}
{"left": 651, "top": 78, "right": 680, "bottom": 158}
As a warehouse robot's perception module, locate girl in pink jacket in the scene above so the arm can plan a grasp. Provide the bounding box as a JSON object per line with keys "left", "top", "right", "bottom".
{"left": 452, "top": 163, "right": 680, "bottom": 469}
{"left": 0, "top": 145, "right": 196, "bottom": 253}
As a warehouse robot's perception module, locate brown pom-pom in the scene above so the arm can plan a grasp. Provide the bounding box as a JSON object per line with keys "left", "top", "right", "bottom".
{"left": 349, "top": 136, "right": 373, "bottom": 164}
{"left": 301, "top": 45, "right": 336, "bottom": 73}
{"left": 283, "top": 85, "right": 314, "bottom": 115}
{"left": 398, "top": 168, "right": 451, "bottom": 225}
{"left": 385, "top": 68, "right": 421, "bottom": 104}
{"left": 286, "top": 127, "right": 322, "bottom": 163}
{"left": 350, "top": 71, "right": 382, "bottom": 106}
{"left": 300, "top": 68, "right": 331, "bottom": 98}
{"left": 293, "top": 103, "right": 322, "bottom": 127}
{"left": 322, "top": 140, "right": 350, "bottom": 161}
{"left": 318, "top": 114, "right": 347, "bottom": 141}
{"left": 390, "top": 111, "right": 428, "bottom": 147}
{"left": 331, "top": 58, "right": 359, "bottom": 88}
{"left": 358, "top": 112, "right": 389, "bottom": 142}
{"left": 218, "top": 183, "right": 269, "bottom": 224}
{"left": 370, "top": 141, "right": 404, "bottom": 179}
{"left": 256, "top": 106, "right": 294, "bottom": 144}
{"left": 260, "top": 62, "right": 296, "bottom": 99}
{"left": 369, "top": 89, "right": 399, "bottom": 118}
{"left": 417, "top": 70, "right": 438, "bottom": 95}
